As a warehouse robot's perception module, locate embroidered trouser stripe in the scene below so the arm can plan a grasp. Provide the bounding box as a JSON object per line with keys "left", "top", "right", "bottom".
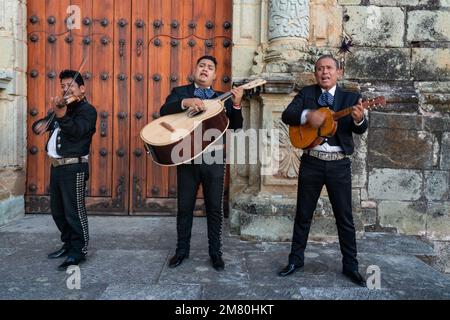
{"left": 76, "top": 172, "right": 89, "bottom": 255}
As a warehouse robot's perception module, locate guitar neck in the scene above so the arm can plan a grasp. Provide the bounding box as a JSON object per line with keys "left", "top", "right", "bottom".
{"left": 216, "top": 92, "right": 233, "bottom": 103}
{"left": 333, "top": 101, "right": 372, "bottom": 120}
{"left": 214, "top": 78, "right": 267, "bottom": 103}
{"left": 333, "top": 107, "right": 354, "bottom": 120}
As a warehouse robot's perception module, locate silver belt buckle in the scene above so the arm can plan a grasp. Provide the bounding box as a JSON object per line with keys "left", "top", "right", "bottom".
{"left": 51, "top": 157, "right": 83, "bottom": 167}
{"left": 306, "top": 150, "right": 345, "bottom": 161}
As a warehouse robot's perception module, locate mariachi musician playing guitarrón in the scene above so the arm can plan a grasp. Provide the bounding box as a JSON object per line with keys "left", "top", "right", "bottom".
{"left": 159, "top": 55, "right": 244, "bottom": 271}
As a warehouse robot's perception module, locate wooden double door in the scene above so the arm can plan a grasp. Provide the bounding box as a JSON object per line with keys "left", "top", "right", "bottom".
{"left": 26, "top": 0, "right": 233, "bottom": 215}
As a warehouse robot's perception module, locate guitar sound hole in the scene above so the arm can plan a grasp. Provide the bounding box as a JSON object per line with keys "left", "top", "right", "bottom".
{"left": 187, "top": 110, "right": 205, "bottom": 118}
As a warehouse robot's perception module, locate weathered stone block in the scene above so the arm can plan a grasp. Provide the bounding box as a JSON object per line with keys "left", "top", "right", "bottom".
{"left": 368, "top": 169, "right": 422, "bottom": 201}
{"left": 412, "top": 48, "right": 450, "bottom": 81}
{"left": 309, "top": 214, "right": 339, "bottom": 242}
{"left": 359, "top": 208, "right": 377, "bottom": 226}
{"left": 360, "top": 81, "right": 419, "bottom": 113}
{"left": 0, "top": 36, "right": 14, "bottom": 69}
{"left": 368, "top": 129, "right": 434, "bottom": 169}
{"left": 368, "top": 0, "right": 425, "bottom": 5}
{"left": 338, "top": 0, "right": 360, "bottom": 4}
{"left": 0, "top": 170, "right": 25, "bottom": 197}
{"left": 0, "top": 98, "right": 27, "bottom": 168}
{"left": 0, "top": 196, "right": 24, "bottom": 227}
{"left": 424, "top": 117, "right": 450, "bottom": 132}
{"left": 420, "top": 93, "right": 450, "bottom": 115}
{"left": 351, "top": 132, "right": 367, "bottom": 189}
{"left": 0, "top": 184, "right": 9, "bottom": 201}
{"left": 233, "top": 47, "right": 258, "bottom": 77}
{"left": 232, "top": 190, "right": 366, "bottom": 241}
{"left": 431, "top": 241, "right": 450, "bottom": 274}
{"left": 228, "top": 207, "right": 241, "bottom": 235}
{"left": 441, "top": 132, "right": 450, "bottom": 170}
{"left": 239, "top": 214, "right": 294, "bottom": 241}
{"left": 407, "top": 11, "right": 450, "bottom": 42}
{"left": 415, "top": 81, "right": 450, "bottom": 94}
{"left": 352, "top": 189, "right": 361, "bottom": 211}
{"left": 425, "top": 170, "right": 449, "bottom": 201}
{"left": 346, "top": 48, "right": 410, "bottom": 80}
{"left": 310, "top": 1, "right": 343, "bottom": 47}
{"left": 362, "top": 200, "right": 377, "bottom": 209}
{"left": 427, "top": 202, "right": 450, "bottom": 240}
{"left": 344, "top": 6, "right": 405, "bottom": 47}
{"left": 378, "top": 200, "right": 427, "bottom": 236}
{"left": 369, "top": 112, "right": 423, "bottom": 130}
{"left": 233, "top": 194, "right": 297, "bottom": 216}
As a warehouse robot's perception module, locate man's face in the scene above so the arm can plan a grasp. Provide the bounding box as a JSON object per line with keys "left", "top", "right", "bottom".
{"left": 314, "top": 58, "right": 341, "bottom": 91}
{"left": 193, "top": 59, "right": 216, "bottom": 88}
{"left": 60, "top": 78, "right": 85, "bottom": 97}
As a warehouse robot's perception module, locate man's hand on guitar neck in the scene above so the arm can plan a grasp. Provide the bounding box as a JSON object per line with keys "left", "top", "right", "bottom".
{"left": 182, "top": 98, "right": 206, "bottom": 113}
{"left": 306, "top": 110, "right": 326, "bottom": 129}
{"left": 351, "top": 98, "right": 364, "bottom": 124}
{"left": 231, "top": 87, "right": 244, "bottom": 108}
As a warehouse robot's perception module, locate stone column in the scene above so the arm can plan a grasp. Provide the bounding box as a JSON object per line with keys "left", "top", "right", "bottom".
{"left": 268, "top": 0, "right": 309, "bottom": 42}
{"left": 229, "top": 0, "right": 311, "bottom": 241}
{"left": 0, "top": 0, "right": 27, "bottom": 226}
{"left": 264, "top": 0, "right": 311, "bottom": 74}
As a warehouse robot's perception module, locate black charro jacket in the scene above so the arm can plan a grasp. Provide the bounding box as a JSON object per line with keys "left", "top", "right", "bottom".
{"left": 281, "top": 84, "right": 368, "bottom": 155}
{"left": 159, "top": 83, "right": 243, "bottom": 130}
{"left": 33, "top": 99, "right": 97, "bottom": 158}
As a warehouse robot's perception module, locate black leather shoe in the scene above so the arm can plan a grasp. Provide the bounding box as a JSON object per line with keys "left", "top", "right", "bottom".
{"left": 168, "top": 253, "right": 188, "bottom": 268}
{"left": 343, "top": 269, "right": 366, "bottom": 287}
{"left": 57, "top": 256, "right": 86, "bottom": 271}
{"left": 210, "top": 255, "right": 225, "bottom": 271}
{"left": 278, "top": 264, "right": 303, "bottom": 277}
{"left": 47, "top": 247, "right": 69, "bottom": 259}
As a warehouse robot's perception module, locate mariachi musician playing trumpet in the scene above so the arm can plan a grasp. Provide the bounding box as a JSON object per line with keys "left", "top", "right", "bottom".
{"left": 32, "top": 69, "right": 97, "bottom": 271}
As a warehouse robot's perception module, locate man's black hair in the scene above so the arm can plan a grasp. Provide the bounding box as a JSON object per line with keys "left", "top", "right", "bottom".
{"left": 59, "top": 69, "right": 85, "bottom": 87}
{"left": 196, "top": 55, "right": 217, "bottom": 67}
{"left": 315, "top": 55, "right": 340, "bottom": 71}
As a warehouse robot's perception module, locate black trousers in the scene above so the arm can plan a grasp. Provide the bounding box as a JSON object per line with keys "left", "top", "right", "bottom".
{"left": 50, "top": 163, "right": 89, "bottom": 259}
{"left": 175, "top": 160, "right": 225, "bottom": 257}
{"left": 289, "top": 154, "right": 358, "bottom": 271}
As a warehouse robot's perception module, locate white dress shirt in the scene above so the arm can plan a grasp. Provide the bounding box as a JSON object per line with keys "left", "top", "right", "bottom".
{"left": 47, "top": 127, "right": 89, "bottom": 160}
{"left": 47, "top": 128, "right": 62, "bottom": 159}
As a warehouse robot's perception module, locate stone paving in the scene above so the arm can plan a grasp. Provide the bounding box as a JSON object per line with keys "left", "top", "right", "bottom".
{"left": 0, "top": 215, "right": 449, "bottom": 300}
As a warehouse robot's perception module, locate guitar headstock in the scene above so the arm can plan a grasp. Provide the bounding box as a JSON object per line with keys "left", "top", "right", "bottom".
{"left": 240, "top": 78, "right": 267, "bottom": 90}
{"left": 363, "top": 96, "right": 386, "bottom": 110}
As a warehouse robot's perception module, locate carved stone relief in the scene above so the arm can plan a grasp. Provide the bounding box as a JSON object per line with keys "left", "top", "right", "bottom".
{"left": 268, "top": 0, "right": 309, "bottom": 41}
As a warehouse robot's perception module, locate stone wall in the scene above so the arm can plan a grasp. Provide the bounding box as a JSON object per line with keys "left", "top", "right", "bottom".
{"left": 343, "top": 0, "right": 450, "bottom": 272}
{"left": 230, "top": 0, "right": 450, "bottom": 271}
{"left": 0, "top": 0, "right": 27, "bottom": 226}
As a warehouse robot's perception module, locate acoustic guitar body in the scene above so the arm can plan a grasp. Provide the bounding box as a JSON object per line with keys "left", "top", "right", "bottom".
{"left": 289, "top": 107, "right": 337, "bottom": 149}
{"left": 289, "top": 96, "right": 386, "bottom": 150}
{"left": 140, "top": 78, "right": 267, "bottom": 166}
{"left": 140, "top": 99, "right": 229, "bottom": 166}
